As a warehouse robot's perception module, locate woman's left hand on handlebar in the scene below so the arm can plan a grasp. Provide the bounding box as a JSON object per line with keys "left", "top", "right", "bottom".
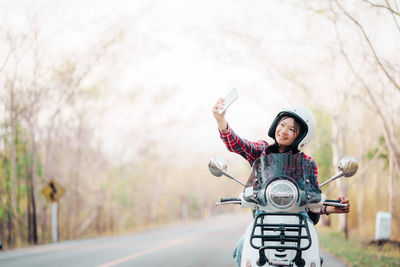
{"left": 326, "top": 196, "right": 350, "bottom": 214}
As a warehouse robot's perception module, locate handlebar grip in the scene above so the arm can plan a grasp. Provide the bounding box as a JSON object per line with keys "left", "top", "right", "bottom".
{"left": 325, "top": 199, "right": 341, "bottom": 203}
{"left": 220, "top": 197, "right": 240, "bottom": 202}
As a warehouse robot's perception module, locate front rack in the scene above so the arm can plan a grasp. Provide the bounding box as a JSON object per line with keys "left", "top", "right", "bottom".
{"left": 250, "top": 212, "right": 312, "bottom": 266}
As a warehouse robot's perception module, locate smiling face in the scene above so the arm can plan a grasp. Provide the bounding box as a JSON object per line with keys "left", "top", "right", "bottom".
{"left": 275, "top": 117, "right": 300, "bottom": 152}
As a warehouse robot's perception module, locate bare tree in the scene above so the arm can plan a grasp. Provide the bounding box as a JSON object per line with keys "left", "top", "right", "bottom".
{"left": 329, "top": 0, "right": 400, "bottom": 221}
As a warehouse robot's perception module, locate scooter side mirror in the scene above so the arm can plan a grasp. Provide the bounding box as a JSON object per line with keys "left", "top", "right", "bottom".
{"left": 208, "top": 156, "right": 227, "bottom": 177}
{"left": 338, "top": 156, "right": 358, "bottom": 177}
{"left": 208, "top": 156, "right": 246, "bottom": 187}
{"left": 319, "top": 156, "right": 358, "bottom": 188}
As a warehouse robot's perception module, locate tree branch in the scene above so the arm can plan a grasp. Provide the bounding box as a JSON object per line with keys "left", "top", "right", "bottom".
{"left": 330, "top": 0, "right": 400, "bottom": 175}
{"left": 334, "top": 0, "right": 400, "bottom": 92}
{"left": 361, "top": 0, "right": 400, "bottom": 16}
{"left": 384, "top": 0, "right": 400, "bottom": 34}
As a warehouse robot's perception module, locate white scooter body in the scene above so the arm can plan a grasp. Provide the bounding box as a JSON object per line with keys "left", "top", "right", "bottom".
{"left": 238, "top": 192, "right": 324, "bottom": 267}
{"left": 240, "top": 211, "right": 321, "bottom": 267}
{"left": 208, "top": 155, "right": 358, "bottom": 267}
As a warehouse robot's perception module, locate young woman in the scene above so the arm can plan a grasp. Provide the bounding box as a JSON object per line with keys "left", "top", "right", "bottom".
{"left": 212, "top": 98, "right": 350, "bottom": 266}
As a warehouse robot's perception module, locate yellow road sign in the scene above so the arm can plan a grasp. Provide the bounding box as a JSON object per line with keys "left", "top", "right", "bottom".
{"left": 42, "top": 179, "right": 65, "bottom": 202}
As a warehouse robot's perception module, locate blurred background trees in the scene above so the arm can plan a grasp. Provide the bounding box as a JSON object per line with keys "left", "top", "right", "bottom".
{"left": 0, "top": 0, "right": 399, "bottom": 249}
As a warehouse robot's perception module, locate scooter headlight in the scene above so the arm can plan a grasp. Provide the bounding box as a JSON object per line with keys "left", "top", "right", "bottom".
{"left": 265, "top": 180, "right": 298, "bottom": 209}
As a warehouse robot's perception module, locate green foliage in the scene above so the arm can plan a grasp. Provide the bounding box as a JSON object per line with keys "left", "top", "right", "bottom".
{"left": 116, "top": 192, "right": 129, "bottom": 206}
{"left": 366, "top": 136, "right": 388, "bottom": 168}
{"left": 36, "top": 152, "right": 44, "bottom": 179}
{"left": 319, "top": 227, "right": 400, "bottom": 267}
{"left": 308, "top": 108, "right": 333, "bottom": 183}
{"left": 108, "top": 168, "right": 143, "bottom": 207}
{"left": 0, "top": 206, "right": 4, "bottom": 217}
{"left": 188, "top": 194, "right": 199, "bottom": 213}
{"left": 114, "top": 178, "right": 131, "bottom": 206}
{"left": 0, "top": 120, "right": 43, "bottom": 247}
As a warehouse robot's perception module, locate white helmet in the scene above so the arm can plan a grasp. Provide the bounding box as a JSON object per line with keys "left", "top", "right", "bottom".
{"left": 268, "top": 106, "right": 316, "bottom": 152}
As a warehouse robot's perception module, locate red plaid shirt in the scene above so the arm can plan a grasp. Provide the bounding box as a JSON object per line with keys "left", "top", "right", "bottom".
{"left": 219, "top": 124, "right": 319, "bottom": 182}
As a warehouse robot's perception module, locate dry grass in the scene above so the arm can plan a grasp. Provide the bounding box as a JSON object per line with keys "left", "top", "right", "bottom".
{"left": 318, "top": 226, "right": 400, "bottom": 267}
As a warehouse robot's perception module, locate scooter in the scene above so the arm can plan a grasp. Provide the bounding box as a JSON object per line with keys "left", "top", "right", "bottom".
{"left": 208, "top": 153, "right": 358, "bottom": 267}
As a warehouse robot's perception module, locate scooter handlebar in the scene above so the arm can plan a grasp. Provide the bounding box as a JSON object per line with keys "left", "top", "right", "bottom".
{"left": 215, "top": 197, "right": 241, "bottom": 206}
{"left": 220, "top": 197, "right": 240, "bottom": 202}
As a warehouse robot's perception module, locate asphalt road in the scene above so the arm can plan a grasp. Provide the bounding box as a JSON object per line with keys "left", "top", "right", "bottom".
{"left": 0, "top": 213, "right": 347, "bottom": 267}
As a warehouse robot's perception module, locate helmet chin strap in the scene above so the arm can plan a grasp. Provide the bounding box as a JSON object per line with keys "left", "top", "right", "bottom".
{"left": 290, "top": 132, "right": 305, "bottom": 153}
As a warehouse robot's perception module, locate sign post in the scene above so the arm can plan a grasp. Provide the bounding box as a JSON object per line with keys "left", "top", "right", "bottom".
{"left": 52, "top": 202, "right": 58, "bottom": 242}
{"left": 41, "top": 179, "right": 65, "bottom": 243}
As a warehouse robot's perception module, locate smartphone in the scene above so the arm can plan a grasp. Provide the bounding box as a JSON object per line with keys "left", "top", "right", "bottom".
{"left": 219, "top": 88, "right": 239, "bottom": 114}
{"left": 324, "top": 200, "right": 349, "bottom": 207}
